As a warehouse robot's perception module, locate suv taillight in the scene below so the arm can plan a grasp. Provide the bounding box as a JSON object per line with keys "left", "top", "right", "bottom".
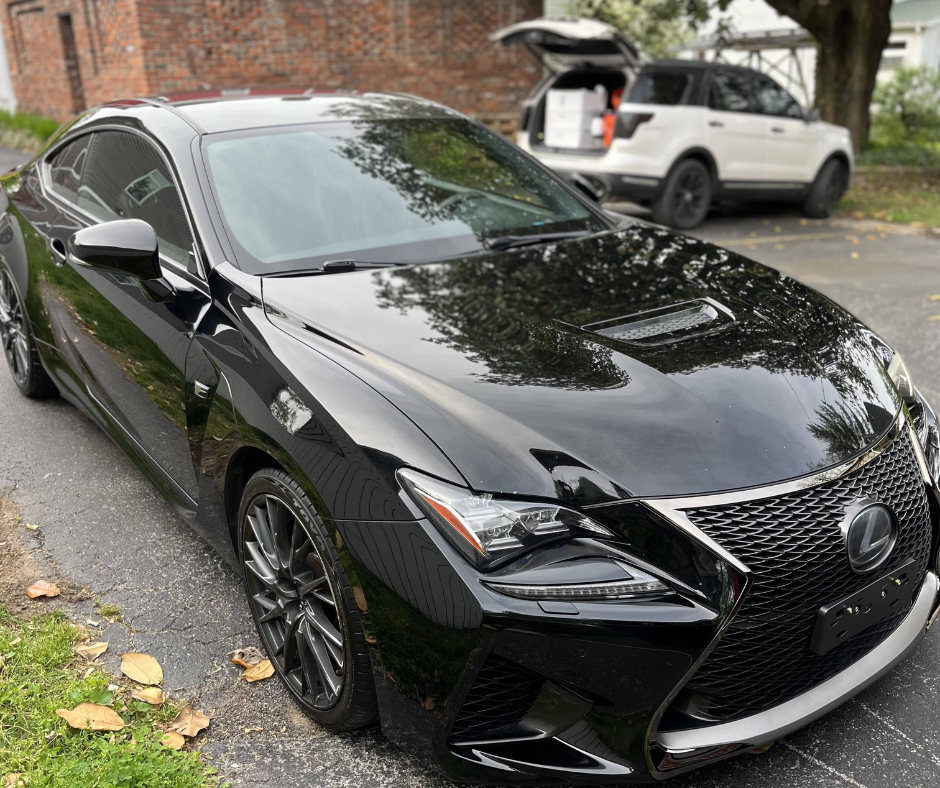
{"left": 614, "top": 113, "right": 654, "bottom": 140}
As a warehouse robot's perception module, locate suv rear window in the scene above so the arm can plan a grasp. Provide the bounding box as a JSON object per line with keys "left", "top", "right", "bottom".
{"left": 627, "top": 70, "right": 691, "bottom": 106}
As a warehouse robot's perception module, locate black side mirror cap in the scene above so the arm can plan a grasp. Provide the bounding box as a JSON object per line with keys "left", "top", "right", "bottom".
{"left": 67, "top": 219, "right": 161, "bottom": 281}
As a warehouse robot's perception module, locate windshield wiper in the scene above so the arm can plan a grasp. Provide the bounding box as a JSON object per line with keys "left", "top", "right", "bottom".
{"left": 485, "top": 230, "right": 592, "bottom": 251}
{"left": 320, "top": 260, "right": 401, "bottom": 274}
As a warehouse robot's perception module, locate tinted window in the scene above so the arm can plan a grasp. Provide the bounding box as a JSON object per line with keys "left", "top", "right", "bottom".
{"left": 78, "top": 131, "right": 192, "bottom": 266}
{"left": 203, "top": 117, "right": 602, "bottom": 273}
{"left": 48, "top": 135, "right": 92, "bottom": 203}
{"left": 709, "top": 72, "right": 753, "bottom": 113}
{"left": 627, "top": 70, "right": 692, "bottom": 106}
{"left": 754, "top": 78, "right": 804, "bottom": 119}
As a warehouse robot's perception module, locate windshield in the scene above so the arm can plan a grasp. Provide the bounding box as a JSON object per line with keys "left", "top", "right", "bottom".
{"left": 202, "top": 117, "right": 604, "bottom": 273}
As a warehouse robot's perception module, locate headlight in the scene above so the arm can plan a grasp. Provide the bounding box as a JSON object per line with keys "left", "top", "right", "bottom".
{"left": 888, "top": 352, "right": 915, "bottom": 403}
{"left": 398, "top": 469, "right": 615, "bottom": 570}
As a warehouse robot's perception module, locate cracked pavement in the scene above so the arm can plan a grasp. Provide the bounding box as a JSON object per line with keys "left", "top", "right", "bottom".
{"left": 1, "top": 141, "right": 940, "bottom": 785}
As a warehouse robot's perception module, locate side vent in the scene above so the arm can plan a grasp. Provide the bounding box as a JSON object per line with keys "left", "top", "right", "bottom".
{"left": 583, "top": 298, "right": 734, "bottom": 347}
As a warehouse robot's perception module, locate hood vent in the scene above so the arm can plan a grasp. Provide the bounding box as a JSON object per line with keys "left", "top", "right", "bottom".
{"left": 583, "top": 299, "right": 734, "bottom": 347}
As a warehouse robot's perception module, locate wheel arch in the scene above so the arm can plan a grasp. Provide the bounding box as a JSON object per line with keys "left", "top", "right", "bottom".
{"left": 667, "top": 147, "right": 719, "bottom": 190}
{"left": 812, "top": 150, "right": 851, "bottom": 184}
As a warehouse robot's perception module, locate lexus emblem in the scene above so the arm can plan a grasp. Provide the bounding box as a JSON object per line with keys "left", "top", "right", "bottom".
{"left": 842, "top": 501, "right": 897, "bottom": 574}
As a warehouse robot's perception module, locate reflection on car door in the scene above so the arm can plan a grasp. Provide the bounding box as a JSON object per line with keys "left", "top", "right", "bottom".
{"left": 705, "top": 70, "right": 766, "bottom": 185}
{"left": 753, "top": 77, "right": 817, "bottom": 184}
{"left": 43, "top": 129, "right": 208, "bottom": 510}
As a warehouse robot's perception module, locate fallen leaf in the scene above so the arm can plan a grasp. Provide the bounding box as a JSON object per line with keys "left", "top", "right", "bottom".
{"left": 424, "top": 696, "right": 435, "bottom": 710}
{"left": 24, "top": 524, "right": 38, "bottom": 531}
{"left": 0, "top": 655, "right": 4, "bottom": 672}
{"left": 6, "top": 774, "right": 22, "bottom": 788}
{"left": 851, "top": 252, "right": 860, "bottom": 259}
{"left": 9, "top": 637, "right": 20, "bottom": 646}
{"left": 865, "top": 235, "right": 877, "bottom": 241}
{"left": 910, "top": 221, "right": 925, "bottom": 228}
{"left": 241, "top": 659, "right": 274, "bottom": 682}
{"left": 929, "top": 295, "right": 940, "bottom": 301}
{"left": 168, "top": 705, "right": 210, "bottom": 737}
{"left": 161, "top": 731, "right": 185, "bottom": 750}
{"left": 774, "top": 244, "right": 785, "bottom": 250}
{"left": 26, "top": 580, "right": 60, "bottom": 599}
{"left": 799, "top": 219, "right": 808, "bottom": 226}
{"left": 120, "top": 653, "right": 163, "bottom": 686}
{"left": 56, "top": 703, "right": 125, "bottom": 732}
{"left": 928, "top": 315, "right": 940, "bottom": 321}
{"left": 774, "top": 225, "right": 782, "bottom": 232}
{"left": 75, "top": 641, "right": 108, "bottom": 661}
{"left": 131, "top": 687, "right": 165, "bottom": 705}
{"left": 852, "top": 211, "right": 865, "bottom": 219}
{"left": 227, "top": 646, "right": 265, "bottom": 668}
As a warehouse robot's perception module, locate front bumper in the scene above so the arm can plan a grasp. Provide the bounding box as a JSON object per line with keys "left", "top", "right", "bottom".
{"left": 334, "top": 413, "right": 940, "bottom": 785}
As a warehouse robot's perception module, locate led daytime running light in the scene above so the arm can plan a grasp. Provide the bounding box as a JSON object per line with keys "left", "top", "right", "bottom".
{"left": 484, "top": 577, "right": 668, "bottom": 601}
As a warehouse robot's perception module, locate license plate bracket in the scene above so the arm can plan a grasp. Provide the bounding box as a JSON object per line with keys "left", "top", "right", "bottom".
{"left": 809, "top": 558, "right": 918, "bottom": 656}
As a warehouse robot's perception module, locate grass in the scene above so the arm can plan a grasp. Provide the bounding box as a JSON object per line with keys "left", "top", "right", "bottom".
{"left": 0, "top": 110, "right": 59, "bottom": 153}
{"left": 0, "top": 608, "right": 223, "bottom": 788}
{"left": 94, "top": 602, "right": 123, "bottom": 622}
{"left": 837, "top": 165, "right": 940, "bottom": 227}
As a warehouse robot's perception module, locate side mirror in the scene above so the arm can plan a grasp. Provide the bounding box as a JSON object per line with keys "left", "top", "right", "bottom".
{"left": 805, "top": 108, "right": 821, "bottom": 124}
{"left": 68, "top": 219, "right": 172, "bottom": 301}
{"left": 569, "top": 172, "right": 610, "bottom": 204}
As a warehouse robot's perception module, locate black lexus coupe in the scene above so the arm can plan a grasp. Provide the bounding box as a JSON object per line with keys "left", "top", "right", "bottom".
{"left": 2, "top": 89, "right": 939, "bottom": 783}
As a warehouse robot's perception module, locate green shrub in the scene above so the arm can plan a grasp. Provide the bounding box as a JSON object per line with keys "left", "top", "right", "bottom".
{"left": 871, "top": 66, "right": 940, "bottom": 146}
{"left": 0, "top": 109, "right": 61, "bottom": 152}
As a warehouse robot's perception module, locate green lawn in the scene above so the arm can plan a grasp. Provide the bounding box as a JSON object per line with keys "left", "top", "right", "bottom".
{"left": 837, "top": 166, "right": 940, "bottom": 228}
{"left": 0, "top": 608, "right": 223, "bottom": 788}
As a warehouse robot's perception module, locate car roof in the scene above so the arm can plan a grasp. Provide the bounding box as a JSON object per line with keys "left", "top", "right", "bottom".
{"left": 101, "top": 88, "right": 458, "bottom": 135}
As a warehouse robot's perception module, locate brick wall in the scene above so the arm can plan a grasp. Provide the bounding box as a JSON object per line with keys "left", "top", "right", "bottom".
{"left": 5, "top": 0, "right": 543, "bottom": 123}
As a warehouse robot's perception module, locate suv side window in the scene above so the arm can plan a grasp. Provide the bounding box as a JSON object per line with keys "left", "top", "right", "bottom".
{"left": 47, "top": 135, "right": 92, "bottom": 203}
{"left": 753, "top": 78, "right": 805, "bottom": 119}
{"left": 77, "top": 130, "right": 193, "bottom": 267}
{"left": 627, "top": 70, "right": 692, "bottom": 106}
{"left": 709, "top": 71, "right": 753, "bottom": 113}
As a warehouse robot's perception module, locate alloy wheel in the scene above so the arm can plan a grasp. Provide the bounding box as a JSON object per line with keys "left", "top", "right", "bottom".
{"left": 243, "top": 494, "right": 346, "bottom": 710}
{"left": 0, "top": 269, "right": 29, "bottom": 386}
{"left": 672, "top": 168, "right": 709, "bottom": 226}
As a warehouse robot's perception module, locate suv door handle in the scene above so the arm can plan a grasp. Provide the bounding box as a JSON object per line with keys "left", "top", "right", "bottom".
{"left": 771, "top": 126, "right": 785, "bottom": 134}
{"left": 709, "top": 120, "right": 725, "bottom": 128}
{"left": 48, "top": 238, "right": 67, "bottom": 266}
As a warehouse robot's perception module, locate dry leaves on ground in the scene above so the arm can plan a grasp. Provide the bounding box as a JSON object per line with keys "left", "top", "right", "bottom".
{"left": 74, "top": 641, "right": 108, "bottom": 661}
{"left": 130, "top": 687, "right": 165, "bottom": 706}
{"left": 120, "top": 653, "right": 163, "bottom": 686}
{"left": 26, "top": 580, "right": 60, "bottom": 599}
{"left": 56, "top": 703, "right": 125, "bottom": 732}
{"left": 160, "top": 731, "right": 185, "bottom": 750}
{"left": 241, "top": 659, "right": 274, "bottom": 682}
{"left": 6, "top": 774, "right": 22, "bottom": 788}
{"left": 0, "top": 655, "right": 4, "bottom": 672}
{"left": 227, "top": 646, "right": 265, "bottom": 668}
{"left": 167, "top": 705, "right": 210, "bottom": 738}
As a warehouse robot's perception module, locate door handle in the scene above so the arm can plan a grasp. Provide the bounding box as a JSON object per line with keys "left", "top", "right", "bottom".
{"left": 48, "top": 238, "right": 67, "bottom": 266}
{"left": 709, "top": 120, "right": 725, "bottom": 128}
{"left": 771, "top": 126, "right": 785, "bottom": 134}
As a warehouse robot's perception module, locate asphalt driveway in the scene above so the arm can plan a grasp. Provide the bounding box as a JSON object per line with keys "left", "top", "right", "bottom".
{"left": 2, "top": 149, "right": 940, "bottom": 786}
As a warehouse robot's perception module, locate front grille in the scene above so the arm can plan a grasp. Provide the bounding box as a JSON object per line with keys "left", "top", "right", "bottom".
{"left": 449, "top": 654, "right": 544, "bottom": 743}
{"left": 681, "top": 430, "right": 932, "bottom": 722}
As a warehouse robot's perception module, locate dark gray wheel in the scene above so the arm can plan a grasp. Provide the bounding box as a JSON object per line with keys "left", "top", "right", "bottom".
{"left": 652, "top": 159, "right": 712, "bottom": 230}
{"left": 803, "top": 158, "right": 848, "bottom": 219}
{"left": 239, "top": 468, "right": 376, "bottom": 729}
{"left": 0, "top": 268, "right": 55, "bottom": 398}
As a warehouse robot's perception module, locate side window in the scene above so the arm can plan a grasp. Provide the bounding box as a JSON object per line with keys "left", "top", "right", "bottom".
{"left": 77, "top": 131, "right": 193, "bottom": 267}
{"left": 754, "top": 79, "right": 804, "bottom": 119}
{"left": 627, "top": 70, "right": 692, "bottom": 106}
{"left": 709, "top": 72, "right": 753, "bottom": 113}
{"left": 47, "top": 135, "right": 92, "bottom": 203}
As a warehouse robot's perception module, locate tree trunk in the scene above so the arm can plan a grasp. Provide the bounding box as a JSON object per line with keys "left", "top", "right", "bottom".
{"left": 764, "top": 0, "right": 894, "bottom": 153}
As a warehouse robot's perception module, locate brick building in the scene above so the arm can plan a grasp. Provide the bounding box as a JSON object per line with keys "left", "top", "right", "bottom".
{"left": 3, "top": 0, "right": 544, "bottom": 124}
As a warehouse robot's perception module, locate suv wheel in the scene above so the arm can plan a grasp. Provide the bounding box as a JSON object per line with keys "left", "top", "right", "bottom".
{"left": 0, "top": 267, "right": 56, "bottom": 399}
{"left": 803, "top": 158, "right": 847, "bottom": 219}
{"left": 652, "top": 159, "right": 712, "bottom": 230}
{"left": 238, "top": 468, "right": 377, "bottom": 730}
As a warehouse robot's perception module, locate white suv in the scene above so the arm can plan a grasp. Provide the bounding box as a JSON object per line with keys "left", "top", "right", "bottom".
{"left": 492, "top": 18, "right": 854, "bottom": 229}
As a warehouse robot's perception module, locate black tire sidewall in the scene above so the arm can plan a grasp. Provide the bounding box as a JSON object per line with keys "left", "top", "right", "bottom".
{"left": 653, "top": 159, "right": 713, "bottom": 230}
{"left": 0, "top": 265, "right": 55, "bottom": 399}
{"left": 804, "top": 159, "right": 845, "bottom": 219}
{"left": 237, "top": 468, "right": 374, "bottom": 730}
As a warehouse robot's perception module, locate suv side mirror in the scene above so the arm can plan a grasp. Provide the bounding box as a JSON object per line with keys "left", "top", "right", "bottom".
{"left": 569, "top": 172, "right": 610, "bottom": 203}
{"left": 805, "top": 108, "right": 821, "bottom": 124}
{"left": 68, "top": 219, "right": 173, "bottom": 301}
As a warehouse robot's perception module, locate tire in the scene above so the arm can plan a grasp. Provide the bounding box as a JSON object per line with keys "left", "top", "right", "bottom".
{"left": 238, "top": 468, "right": 377, "bottom": 730}
{"left": 803, "top": 158, "right": 848, "bottom": 219}
{"left": 651, "top": 158, "right": 713, "bottom": 230}
{"left": 0, "top": 267, "right": 56, "bottom": 399}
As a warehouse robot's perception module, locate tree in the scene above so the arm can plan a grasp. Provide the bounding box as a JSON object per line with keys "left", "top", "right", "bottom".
{"left": 575, "top": 0, "right": 895, "bottom": 153}
{"left": 871, "top": 65, "right": 940, "bottom": 147}
{"left": 764, "top": 0, "right": 893, "bottom": 153}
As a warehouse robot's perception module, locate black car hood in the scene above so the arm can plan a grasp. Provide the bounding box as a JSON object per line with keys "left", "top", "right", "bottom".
{"left": 261, "top": 225, "right": 900, "bottom": 506}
